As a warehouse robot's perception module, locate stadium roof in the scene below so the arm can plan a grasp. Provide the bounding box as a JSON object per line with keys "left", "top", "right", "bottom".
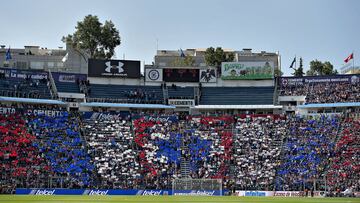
{"left": 80, "top": 102, "right": 175, "bottom": 109}
{"left": 298, "top": 102, "right": 360, "bottom": 108}
{"left": 0, "top": 96, "right": 66, "bottom": 105}
{"left": 192, "top": 105, "right": 283, "bottom": 109}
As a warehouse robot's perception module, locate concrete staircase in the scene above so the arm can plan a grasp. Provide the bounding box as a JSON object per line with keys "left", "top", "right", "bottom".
{"left": 180, "top": 136, "right": 191, "bottom": 178}
{"left": 162, "top": 85, "right": 169, "bottom": 104}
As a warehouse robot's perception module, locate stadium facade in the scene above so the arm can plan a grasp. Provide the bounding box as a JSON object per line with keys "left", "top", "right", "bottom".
{"left": 0, "top": 45, "right": 359, "bottom": 197}
{"left": 0, "top": 44, "right": 87, "bottom": 73}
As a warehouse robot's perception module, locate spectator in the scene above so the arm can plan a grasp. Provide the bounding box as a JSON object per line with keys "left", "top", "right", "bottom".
{"left": 275, "top": 115, "right": 339, "bottom": 191}
{"left": 84, "top": 114, "right": 139, "bottom": 189}
{"left": 279, "top": 80, "right": 360, "bottom": 104}
{"left": 233, "top": 116, "right": 285, "bottom": 190}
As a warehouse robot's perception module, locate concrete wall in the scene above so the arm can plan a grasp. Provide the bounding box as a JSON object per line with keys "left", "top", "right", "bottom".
{"left": 0, "top": 48, "right": 65, "bottom": 71}
{"left": 88, "top": 77, "right": 143, "bottom": 85}
{"left": 0, "top": 45, "right": 87, "bottom": 74}
{"left": 63, "top": 44, "right": 88, "bottom": 74}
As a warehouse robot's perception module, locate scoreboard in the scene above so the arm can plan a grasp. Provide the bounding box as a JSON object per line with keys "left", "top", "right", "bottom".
{"left": 163, "top": 68, "right": 199, "bottom": 82}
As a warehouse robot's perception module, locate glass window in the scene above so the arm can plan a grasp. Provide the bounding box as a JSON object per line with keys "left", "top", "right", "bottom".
{"left": 30, "top": 61, "right": 44, "bottom": 69}
{"left": 48, "top": 62, "right": 55, "bottom": 68}
{"left": 56, "top": 62, "right": 64, "bottom": 67}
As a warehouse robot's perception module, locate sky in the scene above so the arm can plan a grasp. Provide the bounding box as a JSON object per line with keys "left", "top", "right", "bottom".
{"left": 1, "top": 0, "right": 359, "bottom": 76}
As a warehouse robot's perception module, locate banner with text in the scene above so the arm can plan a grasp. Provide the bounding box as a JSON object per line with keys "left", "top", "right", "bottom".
{"left": 82, "top": 111, "right": 131, "bottom": 120}
{"left": 0, "top": 106, "right": 64, "bottom": 117}
{"left": 173, "top": 190, "right": 226, "bottom": 196}
{"left": 132, "top": 115, "right": 179, "bottom": 122}
{"left": 235, "top": 191, "right": 274, "bottom": 197}
{"left": 16, "top": 189, "right": 172, "bottom": 195}
{"left": 280, "top": 74, "right": 360, "bottom": 86}
{"left": 52, "top": 72, "right": 87, "bottom": 83}
{"left": 88, "top": 59, "right": 140, "bottom": 78}
{"left": 221, "top": 61, "right": 274, "bottom": 80}
{"left": 0, "top": 67, "right": 48, "bottom": 80}
{"left": 168, "top": 99, "right": 194, "bottom": 107}
{"left": 274, "top": 191, "right": 324, "bottom": 197}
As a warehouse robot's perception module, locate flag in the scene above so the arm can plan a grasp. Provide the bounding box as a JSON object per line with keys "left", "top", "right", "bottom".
{"left": 62, "top": 53, "right": 69, "bottom": 63}
{"left": 179, "top": 49, "right": 185, "bottom": 58}
{"left": 289, "top": 57, "right": 296, "bottom": 69}
{"left": 344, "top": 53, "right": 353, "bottom": 63}
{"left": 5, "top": 47, "right": 12, "bottom": 61}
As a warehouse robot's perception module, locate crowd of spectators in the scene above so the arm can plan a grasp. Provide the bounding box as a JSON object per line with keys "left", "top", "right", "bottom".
{"left": 84, "top": 115, "right": 140, "bottom": 189}
{"left": 327, "top": 118, "right": 360, "bottom": 192}
{"left": 27, "top": 112, "right": 95, "bottom": 188}
{"left": 0, "top": 76, "right": 48, "bottom": 99}
{"left": 0, "top": 113, "right": 50, "bottom": 193}
{"left": 233, "top": 116, "right": 285, "bottom": 190}
{"left": 133, "top": 116, "right": 181, "bottom": 189}
{"left": 0, "top": 107, "right": 359, "bottom": 194}
{"left": 184, "top": 116, "right": 234, "bottom": 189}
{"left": 279, "top": 81, "right": 360, "bottom": 103}
{"left": 276, "top": 115, "right": 340, "bottom": 191}
{"left": 124, "top": 89, "right": 159, "bottom": 103}
{"left": 77, "top": 79, "right": 91, "bottom": 96}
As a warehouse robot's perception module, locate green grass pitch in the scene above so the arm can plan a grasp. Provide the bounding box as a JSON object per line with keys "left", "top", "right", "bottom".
{"left": 0, "top": 196, "right": 359, "bottom": 203}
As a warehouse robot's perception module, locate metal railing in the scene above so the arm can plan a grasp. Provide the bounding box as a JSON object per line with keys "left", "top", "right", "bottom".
{"left": 48, "top": 69, "right": 58, "bottom": 99}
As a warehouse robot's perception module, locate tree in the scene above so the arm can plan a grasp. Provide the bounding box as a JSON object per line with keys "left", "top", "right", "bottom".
{"left": 306, "top": 60, "right": 338, "bottom": 76}
{"left": 62, "top": 15, "right": 121, "bottom": 60}
{"left": 171, "top": 55, "right": 195, "bottom": 67}
{"left": 274, "top": 68, "right": 283, "bottom": 77}
{"left": 293, "top": 57, "right": 304, "bottom": 77}
{"left": 204, "top": 47, "right": 235, "bottom": 67}
{"left": 323, "top": 61, "right": 338, "bottom": 75}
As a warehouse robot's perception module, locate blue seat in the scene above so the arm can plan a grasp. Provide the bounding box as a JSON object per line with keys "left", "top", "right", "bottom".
{"left": 200, "top": 86, "right": 274, "bottom": 105}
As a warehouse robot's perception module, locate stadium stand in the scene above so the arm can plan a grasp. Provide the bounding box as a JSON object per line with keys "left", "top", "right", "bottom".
{"left": 199, "top": 86, "right": 274, "bottom": 105}
{"left": 28, "top": 112, "right": 95, "bottom": 188}
{"left": 2, "top": 44, "right": 360, "bottom": 199}
{"left": 87, "top": 84, "right": 164, "bottom": 104}
{"left": 0, "top": 113, "right": 50, "bottom": 193}
{"left": 275, "top": 116, "right": 340, "bottom": 191}
{"left": 0, "top": 107, "right": 359, "bottom": 195}
{"left": 54, "top": 81, "right": 80, "bottom": 93}
{"left": 51, "top": 72, "right": 87, "bottom": 94}
{"left": 184, "top": 116, "right": 234, "bottom": 189}
{"left": 168, "top": 86, "right": 194, "bottom": 99}
{"left": 83, "top": 114, "right": 140, "bottom": 189}
{"left": 1, "top": 69, "right": 360, "bottom": 196}
{"left": 133, "top": 116, "right": 181, "bottom": 189}
{"left": 327, "top": 118, "right": 360, "bottom": 192}
{"left": 0, "top": 77, "right": 51, "bottom": 99}
{"left": 233, "top": 116, "right": 285, "bottom": 190}
{"left": 279, "top": 80, "right": 360, "bottom": 103}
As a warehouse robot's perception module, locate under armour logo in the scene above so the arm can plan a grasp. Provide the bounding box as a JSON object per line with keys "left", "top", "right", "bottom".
{"left": 105, "top": 61, "right": 124, "bottom": 73}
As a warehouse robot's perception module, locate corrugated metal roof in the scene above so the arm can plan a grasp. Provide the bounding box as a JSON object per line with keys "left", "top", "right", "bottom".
{"left": 298, "top": 102, "right": 360, "bottom": 108}
{"left": 80, "top": 102, "right": 175, "bottom": 109}
{"left": 0, "top": 96, "right": 66, "bottom": 105}
{"left": 192, "top": 105, "right": 282, "bottom": 109}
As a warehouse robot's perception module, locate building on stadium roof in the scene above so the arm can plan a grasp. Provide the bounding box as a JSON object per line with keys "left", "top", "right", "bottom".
{"left": 147, "top": 48, "right": 279, "bottom": 87}
{"left": 154, "top": 48, "right": 280, "bottom": 70}
{"left": 141, "top": 48, "right": 282, "bottom": 113}
{"left": 340, "top": 64, "right": 360, "bottom": 74}
{"left": 0, "top": 44, "right": 88, "bottom": 74}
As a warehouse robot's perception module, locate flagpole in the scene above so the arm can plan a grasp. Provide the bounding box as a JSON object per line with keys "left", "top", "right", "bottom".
{"left": 353, "top": 51, "right": 355, "bottom": 74}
